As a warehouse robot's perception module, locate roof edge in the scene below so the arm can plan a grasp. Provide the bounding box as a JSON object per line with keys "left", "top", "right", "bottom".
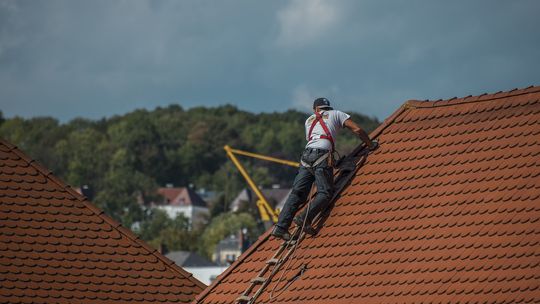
{"left": 0, "top": 139, "right": 207, "bottom": 292}
{"left": 404, "top": 85, "right": 540, "bottom": 109}
{"left": 369, "top": 100, "right": 411, "bottom": 140}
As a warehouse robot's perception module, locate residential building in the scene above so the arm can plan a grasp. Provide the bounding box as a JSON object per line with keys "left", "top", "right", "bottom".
{"left": 212, "top": 230, "right": 250, "bottom": 266}
{"left": 153, "top": 186, "right": 209, "bottom": 226}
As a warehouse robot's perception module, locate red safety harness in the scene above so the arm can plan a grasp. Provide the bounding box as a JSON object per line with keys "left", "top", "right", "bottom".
{"left": 307, "top": 111, "right": 335, "bottom": 152}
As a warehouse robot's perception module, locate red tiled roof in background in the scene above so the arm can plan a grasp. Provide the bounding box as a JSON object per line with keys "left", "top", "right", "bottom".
{"left": 195, "top": 86, "right": 540, "bottom": 304}
{"left": 157, "top": 187, "right": 207, "bottom": 208}
{"left": 0, "top": 140, "right": 206, "bottom": 303}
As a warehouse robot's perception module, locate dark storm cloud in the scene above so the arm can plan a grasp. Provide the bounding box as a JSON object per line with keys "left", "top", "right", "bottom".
{"left": 0, "top": 0, "right": 539, "bottom": 121}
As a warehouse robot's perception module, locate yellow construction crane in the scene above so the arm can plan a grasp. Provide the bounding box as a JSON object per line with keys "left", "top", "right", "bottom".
{"left": 224, "top": 145, "right": 299, "bottom": 225}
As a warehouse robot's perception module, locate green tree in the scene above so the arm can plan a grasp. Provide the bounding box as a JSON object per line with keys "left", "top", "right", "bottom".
{"left": 0, "top": 116, "right": 67, "bottom": 174}
{"left": 136, "top": 209, "right": 198, "bottom": 252}
{"left": 93, "top": 148, "right": 156, "bottom": 227}
{"left": 199, "top": 212, "right": 258, "bottom": 258}
{"left": 107, "top": 109, "right": 166, "bottom": 180}
{"left": 55, "top": 128, "right": 110, "bottom": 189}
{"left": 148, "top": 213, "right": 197, "bottom": 252}
{"left": 139, "top": 209, "right": 173, "bottom": 241}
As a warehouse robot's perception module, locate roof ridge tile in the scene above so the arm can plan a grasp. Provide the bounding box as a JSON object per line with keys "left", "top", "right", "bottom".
{"left": 406, "top": 86, "right": 540, "bottom": 109}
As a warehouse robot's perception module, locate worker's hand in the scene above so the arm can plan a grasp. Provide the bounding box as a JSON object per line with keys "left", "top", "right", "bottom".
{"left": 368, "top": 140, "right": 379, "bottom": 152}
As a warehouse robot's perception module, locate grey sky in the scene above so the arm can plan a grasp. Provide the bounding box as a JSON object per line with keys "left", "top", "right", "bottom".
{"left": 1, "top": 0, "right": 539, "bottom": 122}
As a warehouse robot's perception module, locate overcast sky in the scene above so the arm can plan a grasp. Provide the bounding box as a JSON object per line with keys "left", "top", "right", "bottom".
{"left": 1, "top": 0, "right": 539, "bottom": 122}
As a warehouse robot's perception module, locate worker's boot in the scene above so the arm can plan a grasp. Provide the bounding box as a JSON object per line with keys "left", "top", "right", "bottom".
{"left": 293, "top": 215, "right": 317, "bottom": 236}
{"left": 271, "top": 225, "right": 291, "bottom": 241}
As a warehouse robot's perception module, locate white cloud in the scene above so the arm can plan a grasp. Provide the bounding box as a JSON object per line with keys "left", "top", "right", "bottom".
{"left": 275, "top": 0, "right": 342, "bottom": 49}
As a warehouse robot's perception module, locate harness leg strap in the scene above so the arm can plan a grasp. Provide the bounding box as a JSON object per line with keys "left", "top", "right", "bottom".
{"left": 300, "top": 152, "right": 330, "bottom": 169}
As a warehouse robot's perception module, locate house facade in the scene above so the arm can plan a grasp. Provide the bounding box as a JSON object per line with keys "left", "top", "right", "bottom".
{"left": 153, "top": 186, "right": 209, "bottom": 226}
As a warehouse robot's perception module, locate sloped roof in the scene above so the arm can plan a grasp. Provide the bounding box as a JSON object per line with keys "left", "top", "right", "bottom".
{"left": 195, "top": 86, "right": 540, "bottom": 303}
{"left": 0, "top": 140, "right": 206, "bottom": 303}
{"left": 158, "top": 187, "right": 207, "bottom": 208}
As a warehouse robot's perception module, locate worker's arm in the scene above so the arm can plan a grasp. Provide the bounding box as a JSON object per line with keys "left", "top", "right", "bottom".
{"left": 343, "top": 119, "right": 377, "bottom": 150}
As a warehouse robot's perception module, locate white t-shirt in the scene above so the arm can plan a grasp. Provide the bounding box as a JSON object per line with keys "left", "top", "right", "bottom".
{"left": 305, "top": 109, "right": 351, "bottom": 150}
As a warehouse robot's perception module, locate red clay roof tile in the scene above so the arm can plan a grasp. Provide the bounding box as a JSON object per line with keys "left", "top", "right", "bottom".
{"left": 195, "top": 85, "right": 540, "bottom": 303}
{"left": 0, "top": 140, "right": 206, "bottom": 303}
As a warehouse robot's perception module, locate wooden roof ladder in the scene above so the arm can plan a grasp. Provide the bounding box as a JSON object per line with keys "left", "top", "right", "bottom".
{"left": 235, "top": 227, "right": 305, "bottom": 304}
{"left": 235, "top": 145, "right": 370, "bottom": 303}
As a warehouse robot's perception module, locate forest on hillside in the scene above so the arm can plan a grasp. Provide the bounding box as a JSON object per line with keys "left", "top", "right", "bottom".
{"left": 0, "top": 105, "right": 379, "bottom": 257}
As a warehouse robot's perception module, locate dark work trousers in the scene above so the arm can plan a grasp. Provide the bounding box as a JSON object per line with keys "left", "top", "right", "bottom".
{"left": 276, "top": 148, "right": 334, "bottom": 230}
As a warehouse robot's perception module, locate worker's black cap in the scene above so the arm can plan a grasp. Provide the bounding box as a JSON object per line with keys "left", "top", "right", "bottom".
{"left": 313, "top": 97, "right": 331, "bottom": 109}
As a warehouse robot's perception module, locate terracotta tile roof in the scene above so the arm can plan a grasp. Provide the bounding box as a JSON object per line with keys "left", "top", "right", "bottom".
{"left": 0, "top": 140, "right": 206, "bottom": 303}
{"left": 195, "top": 86, "right": 540, "bottom": 304}
{"left": 157, "top": 187, "right": 207, "bottom": 208}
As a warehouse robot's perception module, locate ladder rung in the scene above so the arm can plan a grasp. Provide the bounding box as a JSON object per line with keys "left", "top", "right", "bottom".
{"left": 250, "top": 276, "right": 266, "bottom": 284}
{"left": 236, "top": 295, "right": 251, "bottom": 303}
{"left": 235, "top": 229, "right": 302, "bottom": 304}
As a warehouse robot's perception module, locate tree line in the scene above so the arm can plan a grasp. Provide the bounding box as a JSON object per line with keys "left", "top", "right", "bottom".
{"left": 0, "top": 105, "right": 379, "bottom": 257}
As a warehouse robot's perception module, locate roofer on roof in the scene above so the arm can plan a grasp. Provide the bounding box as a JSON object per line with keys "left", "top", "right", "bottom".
{"left": 271, "top": 97, "right": 378, "bottom": 241}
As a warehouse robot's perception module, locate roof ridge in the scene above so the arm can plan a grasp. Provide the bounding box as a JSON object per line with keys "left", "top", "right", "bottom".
{"left": 404, "top": 85, "right": 540, "bottom": 109}
{"left": 0, "top": 138, "right": 206, "bottom": 291}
